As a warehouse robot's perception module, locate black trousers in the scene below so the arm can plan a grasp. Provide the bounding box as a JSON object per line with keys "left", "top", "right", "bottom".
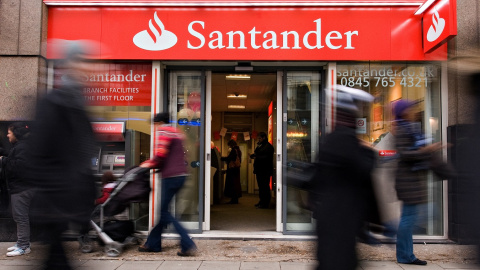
{"left": 256, "top": 173, "right": 271, "bottom": 207}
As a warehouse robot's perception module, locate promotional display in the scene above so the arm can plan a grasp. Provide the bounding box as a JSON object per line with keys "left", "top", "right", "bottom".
{"left": 75, "top": 63, "right": 152, "bottom": 106}
{"left": 47, "top": 7, "right": 447, "bottom": 61}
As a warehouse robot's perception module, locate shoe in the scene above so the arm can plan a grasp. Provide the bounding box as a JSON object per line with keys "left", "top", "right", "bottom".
{"left": 177, "top": 248, "right": 197, "bottom": 257}
{"left": 227, "top": 200, "right": 238, "bottom": 204}
{"left": 254, "top": 202, "right": 260, "bottom": 207}
{"left": 256, "top": 205, "right": 269, "bottom": 209}
{"left": 6, "top": 247, "right": 30, "bottom": 257}
{"left": 401, "top": 259, "right": 427, "bottom": 265}
{"left": 7, "top": 244, "right": 18, "bottom": 252}
{"left": 138, "top": 245, "right": 160, "bottom": 252}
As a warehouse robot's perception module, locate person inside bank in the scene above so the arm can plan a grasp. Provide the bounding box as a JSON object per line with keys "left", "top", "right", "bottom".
{"left": 221, "top": 139, "right": 242, "bottom": 204}
{"left": 250, "top": 132, "right": 274, "bottom": 209}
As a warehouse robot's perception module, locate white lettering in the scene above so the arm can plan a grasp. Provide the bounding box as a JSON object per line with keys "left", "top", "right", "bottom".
{"left": 263, "top": 31, "right": 279, "bottom": 49}
{"left": 188, "top": 21, "right": 205, "bottom": 49}
{"left": 344, "top": 31, "right": 358, "bottom": 49}
{"left": 209, "top": 31, "right": 224, "bottom": 49}
{"left": 281, "top": 31, "right": 301, "bottom": 49}
{"left": 249, "top": 27, "right": 261, "bottom": 49}
{"left": 227, "top": 31, "right": 247, "bottom": 49}
{"left": 303, "top": 19, "right": 324, "bottom": 49}
{"left": 325, "top": 31, "right": 342, "bottom": 49}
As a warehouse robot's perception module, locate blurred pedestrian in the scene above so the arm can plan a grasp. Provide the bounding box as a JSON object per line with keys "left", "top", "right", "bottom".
{"left": 221, "top": 139, "right": 242, "bottom": 204}
{"left": 392, "top": 99, "right": 443, "bottom": 266}
{"left": 138, "top": 112, "right": 197, "bottom": 256}
{"left": 26, "top": 41, "right": 97, "bottom": 270}
{"left": 1, "top": 122, "right": 33, "bottom": 256}
{"left": 310, "top": 88, "right": 375, "bottom": 270}
{"left": 250, "top": 132, "right": 274, "bottom": 209}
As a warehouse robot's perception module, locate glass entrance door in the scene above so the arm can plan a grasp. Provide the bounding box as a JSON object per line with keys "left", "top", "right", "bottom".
{"left": 167, "top": 71, "right": 205, "bottom": 232}
{"left": 282, "top": 71, "right": 322, "bottom": 233}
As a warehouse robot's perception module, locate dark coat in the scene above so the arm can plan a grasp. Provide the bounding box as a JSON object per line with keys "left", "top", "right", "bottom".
{"left": 26, "top": 83, "right": 97, "bottom": 224}
{"left": 393, "top": 120, "right": 431, "bottom": 205}
{"left": 1, "top": 139, "right": 29, "bottom": 194}
{"left": 251, "top": 141, "right": 274, "bottom": 176}
{"left": 221, "top": 146, "right": 242, "bottom": 199}
{"left": 310, "top": 125, "right": 375, "bottom": 270}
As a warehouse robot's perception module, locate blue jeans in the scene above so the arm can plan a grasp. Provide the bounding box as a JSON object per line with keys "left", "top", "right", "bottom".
{"left": 396, "top": 203, "right": 424, "bottom": 263}
{"left": 144, "top": 176, "right": 196, "bottom": 253}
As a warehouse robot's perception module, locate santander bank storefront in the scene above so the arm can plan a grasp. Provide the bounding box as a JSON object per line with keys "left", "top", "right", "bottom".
{"left": 43, "top": 0, "right": 457, "bottom": 239}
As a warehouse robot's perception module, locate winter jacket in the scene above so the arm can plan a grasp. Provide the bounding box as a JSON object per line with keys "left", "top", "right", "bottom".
{"left": 251, "top": 141, "right": 274, "bottom": 176}
{"left": 1, "top": 139, "right": 29, "bottom": 194}
{"left": 145, "top": 124, "right": 187, "bottom": 179}
{"left": 394, "top": 120, "right": 431, "bottom": 205}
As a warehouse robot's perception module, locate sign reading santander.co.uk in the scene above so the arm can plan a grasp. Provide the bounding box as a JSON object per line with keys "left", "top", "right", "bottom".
{"left": 46, "top": 6, "right": 449, "bottom": 61}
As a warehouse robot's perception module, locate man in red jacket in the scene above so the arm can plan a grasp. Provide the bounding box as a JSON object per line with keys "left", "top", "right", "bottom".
{"left": 138, "top": 112, "right": 197, "bottom": 256}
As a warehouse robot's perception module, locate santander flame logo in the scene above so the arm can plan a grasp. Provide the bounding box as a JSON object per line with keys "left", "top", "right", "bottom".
{"left": 426, "top": 7, "right": 445, "bottom": 42}
{"left": 133, "top": 12, "right": 177, "bottom": 51}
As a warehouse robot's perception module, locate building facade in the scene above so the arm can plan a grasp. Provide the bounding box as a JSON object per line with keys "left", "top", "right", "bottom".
{"left": 0, "top": 0, "right": 475, "bottom": 241}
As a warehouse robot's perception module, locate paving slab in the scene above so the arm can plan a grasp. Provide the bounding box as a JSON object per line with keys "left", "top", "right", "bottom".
{"left": 74, "top": 259, "right": 124, "bottom": 270}
{"left": 159, "top": 260, "right": 202, "bottom": 270}
{"left": 359, "top": 260, "right": 403, "bottom": 269}
{"left": 241, "top": 261, "right": 280, "bottom": 269}
{"left": 199, "top": 261, "right": 241, "bottom": 270}
{"left": 397, "top": 262, "right": 444, "bottom": 270}
{"left": 436, "top": 263, "right": 480, "bottom": 269}
{"left": 279, "top": 261, "right": 317, "bottom": 270}
{"left": 116, "top": 260, "right": 163, "bottom": 270}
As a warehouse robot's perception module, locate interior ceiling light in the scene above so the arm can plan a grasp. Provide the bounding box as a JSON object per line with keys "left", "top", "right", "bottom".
{"left": 228, "top": 105, "right": 246, "bottom": 109}
{"left": 225, "top": 74, "right": 251, "bottom": 80}
{"left": 414, "top": 0, "right": 436, "bottom": 15}
{"left": 227, "top": 94, "right": 248, "bottom": 99}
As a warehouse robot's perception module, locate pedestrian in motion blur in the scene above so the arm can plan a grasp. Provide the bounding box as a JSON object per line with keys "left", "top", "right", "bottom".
{"left": 138, "top": 112, "right": 197, "bottom": 256}
{"left": 1, "top": 123, "right": 33, "bottom": 256}
{"left": 310, "top": 88, "right": 375, "bottom": 270}
{"left": 250, "top": 132, "right": 274, "bottom": 209}
{"left": 221, "top": 139, "right": 242, "bottom": 204}
{"left": 26, "top": 41, "right": 97, "bottom": 270}
{"left": 392, "top": 99, "right": 443, "bottom": 266}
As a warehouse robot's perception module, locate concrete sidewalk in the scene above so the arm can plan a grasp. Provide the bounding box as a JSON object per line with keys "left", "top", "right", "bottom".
{"left": 0, "top": 259, "right": 479, "bottom": 270}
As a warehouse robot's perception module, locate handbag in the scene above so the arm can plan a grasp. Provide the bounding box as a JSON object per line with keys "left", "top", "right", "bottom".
{"left": 228, "top": 150, "right": 241, "bottom": 168}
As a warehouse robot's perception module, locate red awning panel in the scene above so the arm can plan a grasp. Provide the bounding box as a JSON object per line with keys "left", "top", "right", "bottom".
{"left": 43, "top": 0, "right": 423, "bottom": 6}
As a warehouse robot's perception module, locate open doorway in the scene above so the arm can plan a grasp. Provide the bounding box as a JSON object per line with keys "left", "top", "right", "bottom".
{"left": 209, "top": 72, "right": 277, "bottom": 231}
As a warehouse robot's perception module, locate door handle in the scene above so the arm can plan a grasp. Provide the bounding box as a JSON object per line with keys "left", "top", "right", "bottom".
{"left": 277, "top": 154, "right": 281, "bottom": 161}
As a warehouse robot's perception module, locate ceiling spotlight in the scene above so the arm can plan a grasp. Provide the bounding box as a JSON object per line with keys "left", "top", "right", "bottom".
{"left": 227, "top": 94, "right": 247, "bottom": 99}
{"left": 228, "top": 105, "right": 246, "bottom": 109}
{"left": 225, "top": 74, "right": 251, "bottom": 80}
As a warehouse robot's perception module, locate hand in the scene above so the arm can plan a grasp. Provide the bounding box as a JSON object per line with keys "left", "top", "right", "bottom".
{"left": 423, "top": 142, "right": 442, "bottom": 153}
{"left": 139, "top": 162, "right": 152, "bottom": 168}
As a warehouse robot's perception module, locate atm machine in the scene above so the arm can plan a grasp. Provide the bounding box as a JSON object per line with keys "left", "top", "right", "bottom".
{"left": 91, "top": 121, "right": 150, "bottom": 231}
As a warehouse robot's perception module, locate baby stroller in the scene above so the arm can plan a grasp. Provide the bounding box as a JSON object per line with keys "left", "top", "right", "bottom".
{"left": 80, "top": 166, "right": 151, "bottom": 257}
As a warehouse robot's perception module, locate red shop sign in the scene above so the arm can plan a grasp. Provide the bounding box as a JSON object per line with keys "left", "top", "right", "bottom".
{"left": 379, "top": 150, "right": 397, "bottom": 157}
{"left": 72, "top": 63, "right": 151, "bottom": 106}
{"left": 46, "top": 7, "right": 448, "bottom": 61}
{"left": 422, "top": 0, "right": 457, "bottom": 53}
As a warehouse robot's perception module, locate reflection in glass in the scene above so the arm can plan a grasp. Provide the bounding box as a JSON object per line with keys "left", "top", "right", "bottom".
{"left": 284, "top": 71, "right": 320, "bottom": 233}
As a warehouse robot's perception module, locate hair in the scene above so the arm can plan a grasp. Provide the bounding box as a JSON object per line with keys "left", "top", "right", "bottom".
{"left": 258, "top": 132, "right": 267, "bottom": 139}
{"left": 227, "top": 139, "right": 237, "bottom": 148}
{"left": 101, "top": 171, "right": 116, "bottom": 186}
{"left": 153, "top": 112, "right": 170, "bottom": 123}
{"left": 8, "top": 122, "right": 30, "bottom": 141}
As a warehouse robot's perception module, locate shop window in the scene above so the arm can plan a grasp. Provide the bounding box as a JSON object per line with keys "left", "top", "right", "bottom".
{"left": 337, "top": 63, "right": 444, "bottom": 236}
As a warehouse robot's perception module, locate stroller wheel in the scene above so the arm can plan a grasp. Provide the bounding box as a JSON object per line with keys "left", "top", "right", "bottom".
{"left": 105, "top": 242, "right": 123, "bottom": 257}
{"left": 78, "top": 236, "right": 94, "bottom": 253}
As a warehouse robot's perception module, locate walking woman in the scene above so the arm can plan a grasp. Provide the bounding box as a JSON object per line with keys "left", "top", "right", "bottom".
{"left": 222, "top": 140, "right": 242, "bottom": 204}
